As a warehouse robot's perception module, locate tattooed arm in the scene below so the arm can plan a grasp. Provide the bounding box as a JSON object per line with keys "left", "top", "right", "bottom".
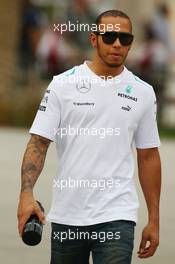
{"left": 17, "top": 134, "right": 51, "bottom": 236}
{"left": 21, "top": 134, "right": 51, "bottom": 192}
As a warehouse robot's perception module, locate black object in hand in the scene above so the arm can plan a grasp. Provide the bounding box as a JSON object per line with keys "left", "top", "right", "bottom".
{"left": 22, "top": 201, "right": 44, "bottom": 246}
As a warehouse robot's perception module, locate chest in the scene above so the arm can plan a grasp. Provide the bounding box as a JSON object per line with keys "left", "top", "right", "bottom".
{"left": 61, "top": 83, "right": 143, "bottom": 129}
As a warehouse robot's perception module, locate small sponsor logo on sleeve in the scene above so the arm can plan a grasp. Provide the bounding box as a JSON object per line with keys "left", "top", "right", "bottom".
{"left": 41, "top": 96, "right": 48, "bottom": 104}
{"left": 39, "top": 105, "right": 46, "bottom": 112}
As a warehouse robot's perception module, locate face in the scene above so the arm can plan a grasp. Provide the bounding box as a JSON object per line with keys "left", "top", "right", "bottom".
{"left": 90, "top": 16, "right": 133, "bottom": 68}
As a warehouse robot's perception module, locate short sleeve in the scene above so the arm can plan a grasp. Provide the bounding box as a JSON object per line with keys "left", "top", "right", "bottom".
{"left": 29, "top": 78, "right": 61, "bottom": 141}
{"left": 134, "top": 89, "right": 160, "bottom": 149}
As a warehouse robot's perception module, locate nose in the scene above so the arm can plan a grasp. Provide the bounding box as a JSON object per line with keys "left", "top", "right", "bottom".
{"left": 112, "top": 37, "right": 122, "bottom": 48}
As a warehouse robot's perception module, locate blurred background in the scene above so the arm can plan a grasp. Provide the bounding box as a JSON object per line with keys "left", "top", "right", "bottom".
{"left": 0, "top": 0, "right": 175, "bottom": 263}
{"left": 1, "top": 0, "right": 175, "bottom": 128}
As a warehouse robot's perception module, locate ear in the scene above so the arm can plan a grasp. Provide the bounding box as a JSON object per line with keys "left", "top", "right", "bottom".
{"left": 90, "top": 32, "right": 97, "bottom": 48}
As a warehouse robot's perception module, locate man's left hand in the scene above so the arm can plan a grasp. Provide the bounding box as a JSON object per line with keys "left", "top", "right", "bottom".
{"left": 138, "top": 223, "right": 159, "bottom": 258}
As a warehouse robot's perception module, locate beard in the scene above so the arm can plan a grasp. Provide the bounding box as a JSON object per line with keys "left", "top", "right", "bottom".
{"left": 96, "top": 41, "right": 126, "bottom": 68}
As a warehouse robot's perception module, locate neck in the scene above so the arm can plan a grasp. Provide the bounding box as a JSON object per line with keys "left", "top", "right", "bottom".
{"left": 88, "top": 54, "right": 124, "bottom": 79}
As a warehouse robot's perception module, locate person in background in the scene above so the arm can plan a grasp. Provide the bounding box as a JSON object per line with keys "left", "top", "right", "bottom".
{"left": 36, "top": 22, "right": 82, "bottom": 78}
{"left": 66, "top": 0, "right": 96, "bottom": 52}
{"left": 136, "top": 23, "right": 169, "bottom": 125}
{"left": 152, "top": 3, "right": 174, "bottom": 55}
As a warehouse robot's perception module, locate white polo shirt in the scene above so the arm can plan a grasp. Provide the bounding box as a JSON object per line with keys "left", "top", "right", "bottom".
{"left": 30, "top": 61, "right": 160, "bottom": 226}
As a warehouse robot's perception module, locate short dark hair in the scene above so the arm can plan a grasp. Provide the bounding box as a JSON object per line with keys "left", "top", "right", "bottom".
{"left": 95, "top": 9, "right": 132, "bottom": 32}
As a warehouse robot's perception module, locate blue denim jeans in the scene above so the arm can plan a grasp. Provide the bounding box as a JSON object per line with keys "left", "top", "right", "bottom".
{"left": 50, "top": 220, "right": 135, "bottom": 264}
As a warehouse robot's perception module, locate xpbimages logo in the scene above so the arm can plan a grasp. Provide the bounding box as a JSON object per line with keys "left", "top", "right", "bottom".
{"left": 53, "top": 177, "right": 121, "bottom": 191}
{"left": 53, "top": 126, "right": 121, "bottom": 139}
{"left": 53, "top": 21, "right": 120, "bottom": 34}
{"left": 53, "top": 229, "right": 121, "bottom": 243}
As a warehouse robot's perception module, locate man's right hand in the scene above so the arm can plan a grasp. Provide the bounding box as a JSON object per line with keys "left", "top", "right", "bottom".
{"left": 17, "top": 191, "right": 45, "bottom": 237}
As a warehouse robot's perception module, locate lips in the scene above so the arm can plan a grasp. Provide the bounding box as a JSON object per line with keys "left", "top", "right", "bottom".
{"left": 109, "top": 53, "right": 122, "bottom": 57}
{"left": 109, "top": 53, "right": 122, "bottom": 61}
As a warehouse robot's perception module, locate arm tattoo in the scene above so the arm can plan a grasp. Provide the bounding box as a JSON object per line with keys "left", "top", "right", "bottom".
{"left": 21, "top": 135, "right": 51, "bottom": 192}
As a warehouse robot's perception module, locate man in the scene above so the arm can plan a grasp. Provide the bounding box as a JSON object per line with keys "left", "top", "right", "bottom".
{"left": 17, "top": 10, "right": 161, "bottom": 264}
